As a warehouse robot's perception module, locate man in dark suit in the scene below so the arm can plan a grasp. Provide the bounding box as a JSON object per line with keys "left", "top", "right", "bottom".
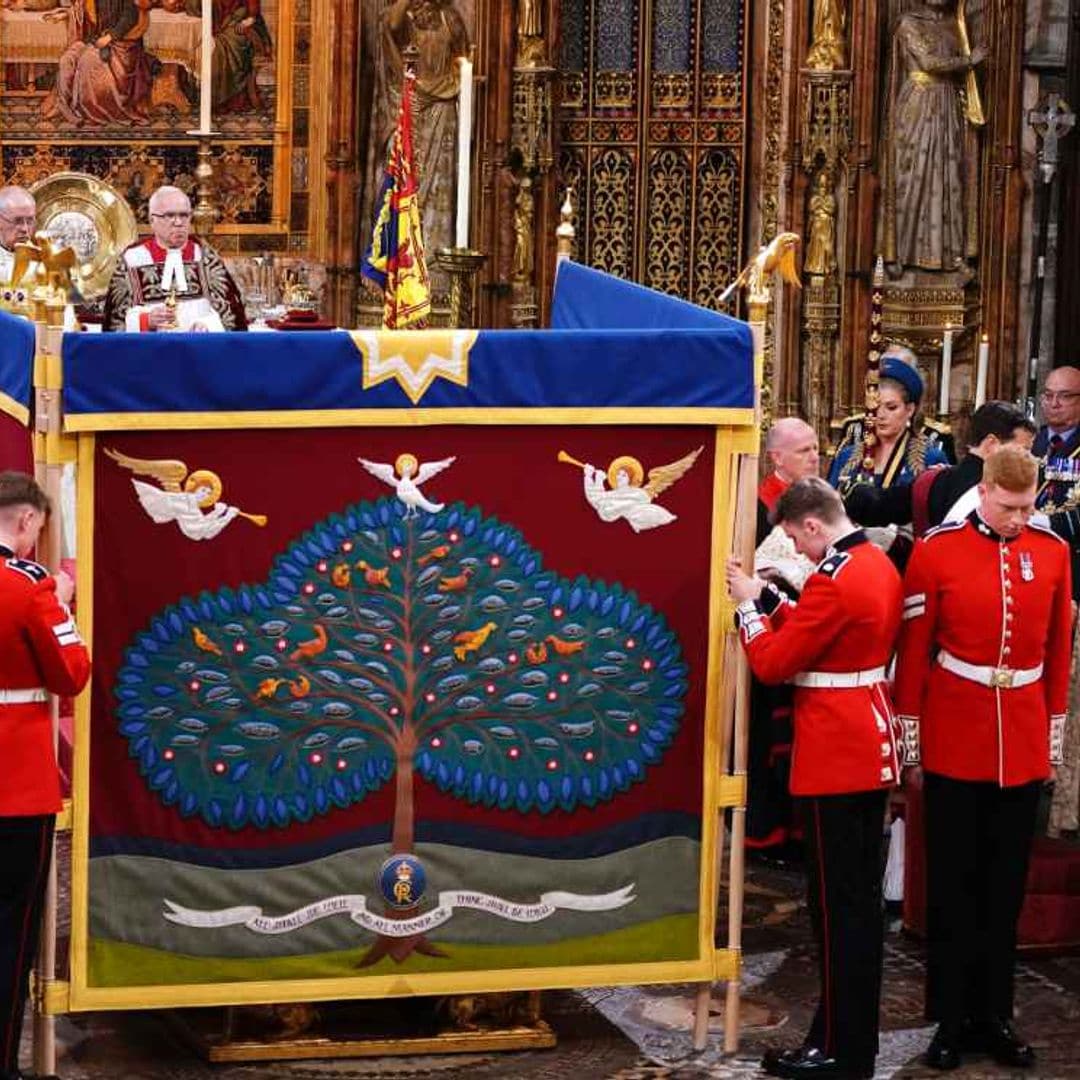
{"left": 1032, "top": 366, "right": 1080, "bottom": 509}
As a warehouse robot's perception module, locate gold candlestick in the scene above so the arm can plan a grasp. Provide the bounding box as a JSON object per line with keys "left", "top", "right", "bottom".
{"left": 191, "top": 134, "right": 218, "bottom": 239}
{"left": 435, "top": 247, "right": 486, "bottom": 328}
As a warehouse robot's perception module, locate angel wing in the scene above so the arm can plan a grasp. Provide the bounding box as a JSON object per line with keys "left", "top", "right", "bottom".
{"left": 644, "top": 446, "right": 703, "bottom": 500}
{"left": 131, "top": 480, "right": 193, "bottom": 524}
{"left": 414, "top": 456, "right": 456, "bottom": 485}
{"left": 105, "top": 447, "right": 189, "bottom": 492}
{"left": 357, "top": 458, "right": 398, "bottom": 487}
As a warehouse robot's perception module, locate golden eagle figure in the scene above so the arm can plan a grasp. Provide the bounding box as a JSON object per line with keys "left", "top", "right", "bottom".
{"left": 720, "top": 232, "right": 802, "bottom": 305}
{"left": 10, "top": 234, "right": 77, "bottom": 294}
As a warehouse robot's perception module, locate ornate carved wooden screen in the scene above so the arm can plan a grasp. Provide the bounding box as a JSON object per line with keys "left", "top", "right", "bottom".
{"left": 555, "top": 0, "right": 748, "bottom": 309}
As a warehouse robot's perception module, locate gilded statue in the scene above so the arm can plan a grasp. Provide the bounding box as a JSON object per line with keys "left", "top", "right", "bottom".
{"left": 804, "top": 170, "right": 837, "bottom": 277}
{"left": 879, "top": 0, "right": 986, "bottom": 281}
{"left": 518, "top": 0, "right": 541, "bottom": 38}
{"left": 512, "top": 176, "right": 534, "bottom": 282}
{"left": 805, "top": 0, "right": 846, "bottom": 71}
{"left": 371, "top": 0, "right": 470, "bottom": 255}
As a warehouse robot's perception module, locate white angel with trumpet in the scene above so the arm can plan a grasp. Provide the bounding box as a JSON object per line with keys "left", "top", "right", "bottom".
{"left": 105, "top": 448, "right": 267, "bottom": 542}
{"left": 559, "top": 447, "right": 703, "bottom": 532}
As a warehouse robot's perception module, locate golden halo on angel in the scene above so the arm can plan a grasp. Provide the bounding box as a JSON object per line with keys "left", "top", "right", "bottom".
{"left": 394, "top": 453, "right": 420, "bottom": 478}
{"left": 185, "top": 469, "right": 223, "bottom": 508}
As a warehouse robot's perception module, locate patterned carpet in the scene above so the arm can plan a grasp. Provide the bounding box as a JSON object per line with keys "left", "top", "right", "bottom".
{"left": 24, "top": 852, "right": 1080, "bottom": 1078}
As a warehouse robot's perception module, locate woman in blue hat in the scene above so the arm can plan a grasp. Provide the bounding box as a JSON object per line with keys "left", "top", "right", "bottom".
{"left": 829, "top": 348, "right": 953, "bottom": 492}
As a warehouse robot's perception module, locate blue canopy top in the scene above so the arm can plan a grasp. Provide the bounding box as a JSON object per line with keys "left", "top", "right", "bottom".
{"left": 551, "top": 260, "right": 744, "bottom": 332}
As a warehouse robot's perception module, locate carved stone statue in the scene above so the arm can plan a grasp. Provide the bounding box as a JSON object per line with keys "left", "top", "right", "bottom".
{"left": 805, "top": 169, "right": 837, "bottom": 276}
{"left": 371, "top": 0, "right": 470, "bottom": 257}
{"left": 879, "top": 0, "right": 986, "bottom": 281}
{"left": 806, "top": 0, "right": 846, "bottom": 70}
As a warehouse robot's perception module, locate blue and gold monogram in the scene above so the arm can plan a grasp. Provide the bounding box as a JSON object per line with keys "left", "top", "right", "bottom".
{"left": 379, "top": 854, "right": 427, "bottom": 910}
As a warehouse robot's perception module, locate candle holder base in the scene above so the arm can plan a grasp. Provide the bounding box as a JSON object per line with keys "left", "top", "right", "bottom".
{"left": 190, "top": 134, "right": 219, "bottom": 239}
{"left": 435, "top": 248, "right": 486, "bottom": 329}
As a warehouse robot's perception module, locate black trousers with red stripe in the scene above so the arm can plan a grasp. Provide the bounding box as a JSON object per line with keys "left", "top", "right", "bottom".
{"left": 0, "top": 814, "right": 54, "bottom": 1078}
{"left": 923, "top": 772, "right": 1041, "bottom": 1026}
{"left": 798, "top": 790, "right": 888, "bottom": 1073}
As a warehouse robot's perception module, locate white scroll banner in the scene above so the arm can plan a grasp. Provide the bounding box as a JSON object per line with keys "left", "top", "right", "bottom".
{"left": 163, "top": 884, "right": 636, "bottom": 938}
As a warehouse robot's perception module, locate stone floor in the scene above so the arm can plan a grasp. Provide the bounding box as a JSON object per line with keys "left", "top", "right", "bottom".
{"left": 19, "top": 852, "right": 1080, "bottom": 1079}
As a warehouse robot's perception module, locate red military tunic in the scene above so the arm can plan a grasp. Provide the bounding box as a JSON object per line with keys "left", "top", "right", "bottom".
{"left": 736, "top": 530, "right": 904, "bottom": 795}
{"left": 894, "top": 514, "right": 1072, "bottom": 786}
{"left": 0, "top": 545, "right": 91, "bottom": 816}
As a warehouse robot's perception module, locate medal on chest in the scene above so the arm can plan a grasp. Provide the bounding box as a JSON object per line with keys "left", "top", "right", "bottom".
{"left": 1019, "top": 552, "right": 1034, "bottom": 582}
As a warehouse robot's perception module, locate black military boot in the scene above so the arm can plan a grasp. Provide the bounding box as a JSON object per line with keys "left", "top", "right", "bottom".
{"left": 924, "top": 1022, "right": 964, "bottom": 1070}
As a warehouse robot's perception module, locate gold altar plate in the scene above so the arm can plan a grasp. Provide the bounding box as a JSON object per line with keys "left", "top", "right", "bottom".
{"left": 30, "top": 172, "right": 137, "bottom": 301}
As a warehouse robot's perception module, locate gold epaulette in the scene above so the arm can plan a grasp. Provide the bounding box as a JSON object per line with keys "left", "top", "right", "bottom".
{"left": 921, "top": 416, "right": 952, "bottom": 437}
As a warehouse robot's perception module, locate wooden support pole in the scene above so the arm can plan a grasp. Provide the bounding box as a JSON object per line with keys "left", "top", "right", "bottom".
{"left": 32, "top": 322, "right": 66, "bottom": 1080}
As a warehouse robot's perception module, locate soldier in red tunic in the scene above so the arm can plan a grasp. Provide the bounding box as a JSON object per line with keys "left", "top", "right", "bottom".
{"left": 895, "top": 446, "right": 1072, "bottom": 1071}
{"left": 728, "top": 477, "right": 903, "bottom": 1080}
{"left": 0, "top": 473, "right": 91, "bottom": 1080}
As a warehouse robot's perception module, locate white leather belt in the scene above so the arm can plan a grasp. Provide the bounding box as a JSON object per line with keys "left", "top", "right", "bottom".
{"left": 937, "top": 649, "right": 1042, "bottom": 690}
{"left": 792, "top": 666, "right": 887, "bottom": 689}
{"left": 0, "top": 687, "right": 48, "bottom": 704}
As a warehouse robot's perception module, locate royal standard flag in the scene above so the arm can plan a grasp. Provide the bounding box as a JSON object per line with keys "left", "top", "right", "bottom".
{"left": 361, "top": 72, "right": 432, "bottom": 329}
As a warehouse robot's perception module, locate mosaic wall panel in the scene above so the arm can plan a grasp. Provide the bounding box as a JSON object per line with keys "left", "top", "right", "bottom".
{"left": 556, "top": 0, "right": 747, "bottom": 312}
{"left": 0, "top": 142, "right": 274, "bottom": 225}
{"left": 0, "top": 0, "right": 295, "bottom": 240}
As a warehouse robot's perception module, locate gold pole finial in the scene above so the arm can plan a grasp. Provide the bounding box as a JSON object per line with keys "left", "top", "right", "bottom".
{"left": 555, "top": 188, "right": 575, "bottom": 262}
{"left": 858, "top": 255, "right": 886, "bottom": 476}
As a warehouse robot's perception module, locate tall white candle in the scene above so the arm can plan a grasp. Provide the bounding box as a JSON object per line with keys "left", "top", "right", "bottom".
{"left": 455, "top": 55, "right": 473, "bottom": 250}
{"left": 939, "top": 324, "right": 953, "bottom": 415}
{"left": 975, "top": 334, "right": 990, "bottom": 409}
{"left": 199, "top": 0, "right": 213, "bottom": 134}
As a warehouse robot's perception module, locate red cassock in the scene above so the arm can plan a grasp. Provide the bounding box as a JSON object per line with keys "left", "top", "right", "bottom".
{"left": 0, "top": 547, "right": 91, "bottom": 816}
{"left": 736, "top": 531, "right": 904, "bottom": 796}
{"left": 894, "top": 515, "right": 1072, "bottom": 786}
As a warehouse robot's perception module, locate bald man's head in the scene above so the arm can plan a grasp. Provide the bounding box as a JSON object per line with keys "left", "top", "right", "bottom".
{"left": 0, "top": 185, "right": 36, "bottom": 249}
{"left": 1041, "top": 365, "right": 1080, "bottom": 434}
{"left": 766, "top": 417, "right": 820, "bottom": 482}
{"left": 147, "top": 185, "right": 193, "bottom": 250}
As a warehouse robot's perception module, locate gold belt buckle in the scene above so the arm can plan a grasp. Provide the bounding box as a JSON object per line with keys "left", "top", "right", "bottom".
{"left": 990, "top": 667, "right": 1015, "bottom": 689}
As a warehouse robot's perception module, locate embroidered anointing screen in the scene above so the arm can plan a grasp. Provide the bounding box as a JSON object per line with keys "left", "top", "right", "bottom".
{"left": 57, "top": 315, "right": 754, "bottom": 1008}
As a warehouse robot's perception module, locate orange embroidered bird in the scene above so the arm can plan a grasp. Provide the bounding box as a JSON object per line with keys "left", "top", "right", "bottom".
{"left": 438, "top": 567, "right": 474, "bottom": 593}
{"left": 453, "top": 621, "right": 498, "bottom": 662}
{"left": 331, "top": 564, "right": 351, "bottom": 588}
{"left": 524, "top": 641, "right": 548, "bottom": 664}
{"left": 289, "top": 624, "right": 328, "bottom": 662}
{"left": 256, "top": 677, "right": 287, "bottom": 700}
{"left": 545, "top": 634, "right": 585, "bottom": 656}
{"left": 355, "top": 560, "right": 391, "bottom": 588}
{"left": 288, "top": 675, "right": 311, "bottom": 698}
{"left": 192, "top": 626, "right": 223, "bottom": 656}
{"left": 418, "top": 544, "right": 452, "bottom": 566}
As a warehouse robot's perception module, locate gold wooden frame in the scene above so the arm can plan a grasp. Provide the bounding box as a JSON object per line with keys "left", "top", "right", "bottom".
{"left": 59, "top": 411, "right": 745, "bottom": 1013}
